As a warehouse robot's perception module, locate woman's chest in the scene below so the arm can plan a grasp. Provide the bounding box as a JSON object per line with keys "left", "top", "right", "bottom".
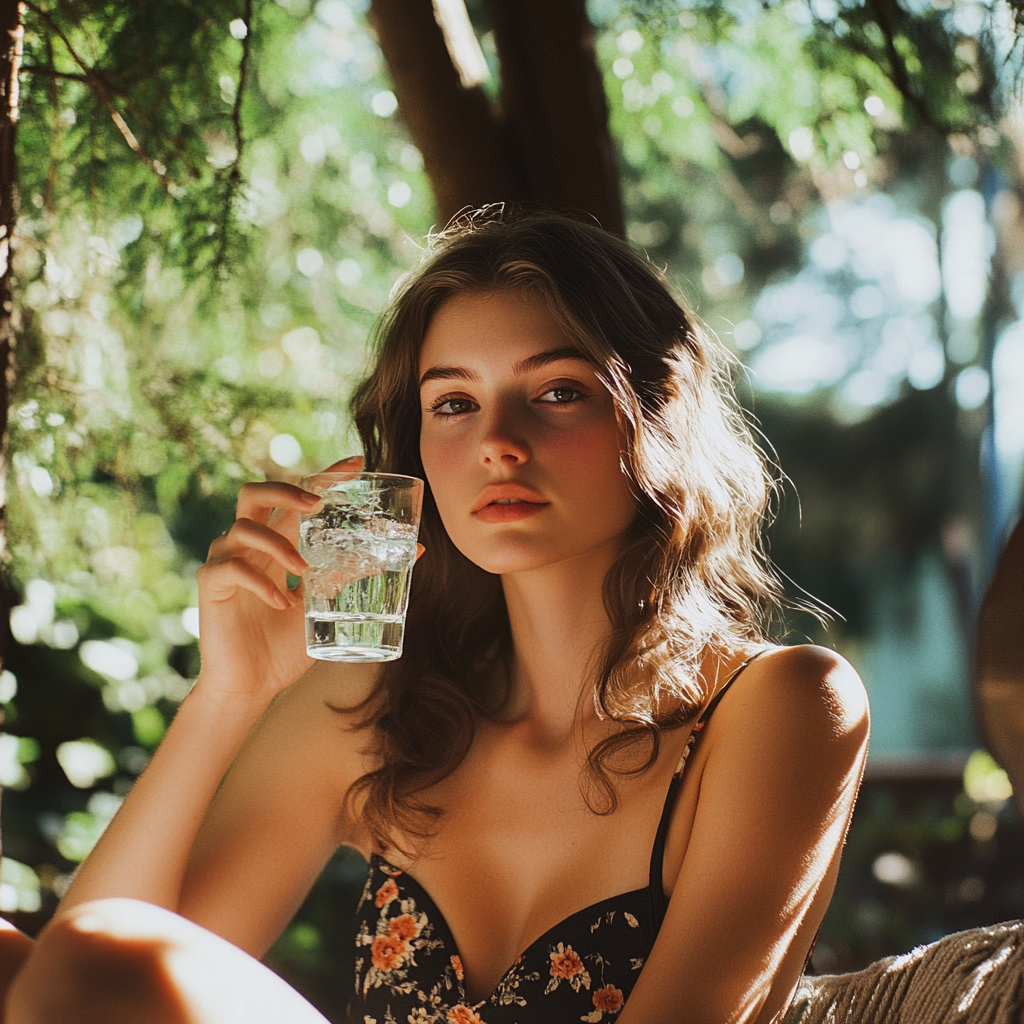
{"left": 382, "top": 756, "right": 678, "bottom": 1000}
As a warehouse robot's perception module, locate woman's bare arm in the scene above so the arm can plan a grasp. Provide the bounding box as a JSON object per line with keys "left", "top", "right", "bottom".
{"left": 52, "top": 679, "right": 278, "bottom": 919}
{"left": 619, "top": 645, "right": 869, "bottom": 1024}
{"left": 52, "top": 462, "right": 372, "bottom": 948}
{"left": 177, "top": 660, "right": 377, "bottom": 956}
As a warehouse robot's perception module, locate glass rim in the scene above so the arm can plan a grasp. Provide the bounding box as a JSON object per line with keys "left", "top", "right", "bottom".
{"left": 299, "top": 471, "right": 423, "bottom": 488}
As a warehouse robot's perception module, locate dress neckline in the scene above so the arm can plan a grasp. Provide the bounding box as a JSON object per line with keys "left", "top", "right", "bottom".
{"left": 369, "top": 853, "right": 654, "bottom": 1006}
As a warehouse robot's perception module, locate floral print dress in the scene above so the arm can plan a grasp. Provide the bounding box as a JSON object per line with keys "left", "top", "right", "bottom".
{"left": 349, "top": 854, "right": 654, "bottom": 1024}
{"left": 348, "top": 655, "right": 762, "bottom": 1024}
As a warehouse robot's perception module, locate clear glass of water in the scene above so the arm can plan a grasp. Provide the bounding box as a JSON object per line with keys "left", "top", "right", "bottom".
{"left": 298, "top": 472, "right": 423, "bottom": 662}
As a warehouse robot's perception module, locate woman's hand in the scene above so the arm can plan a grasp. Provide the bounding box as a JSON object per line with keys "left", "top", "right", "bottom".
{"left": 195, "top": 456, "right": 362, "bottom": 705}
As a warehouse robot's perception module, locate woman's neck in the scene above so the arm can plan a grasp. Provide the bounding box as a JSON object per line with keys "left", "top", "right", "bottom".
{"left": 497, "top": 538, "right": 621, "bottom": 744}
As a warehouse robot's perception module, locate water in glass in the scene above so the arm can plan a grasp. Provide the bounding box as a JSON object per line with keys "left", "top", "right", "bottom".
{"left": 299, "top": 488, "right": 418, "bottom": 661}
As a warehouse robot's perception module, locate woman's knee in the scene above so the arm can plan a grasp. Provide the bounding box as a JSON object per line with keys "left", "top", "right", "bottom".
{"left": 5, "top": 899, "right": 193, "bottom": 1024}
{"left": 5, "top": 899, "right": 330, "bottom": 1024}
{"left": 0, "top": 919, "right": 34, "bottom": 1023}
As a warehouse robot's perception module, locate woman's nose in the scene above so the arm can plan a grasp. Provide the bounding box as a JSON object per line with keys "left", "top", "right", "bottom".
{"left": 478, "top": 406, "right": 531, "bottom": 466}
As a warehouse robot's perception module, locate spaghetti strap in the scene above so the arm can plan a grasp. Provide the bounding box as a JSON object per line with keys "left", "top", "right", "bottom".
{"left": 648, "top": 648, "right": 770, "bottom": 919}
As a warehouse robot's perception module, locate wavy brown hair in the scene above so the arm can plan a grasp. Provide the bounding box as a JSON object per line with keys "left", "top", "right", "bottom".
{"left": 346, "top": 209, "right": 785, "bottom": 853}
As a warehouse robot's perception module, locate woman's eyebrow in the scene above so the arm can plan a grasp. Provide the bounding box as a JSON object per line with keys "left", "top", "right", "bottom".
{"left": 419, "top": 347, "right": 589, "bottom": 387}
{"left": 419, "top": 364, "right": 477, "bottom": 387}
{"left": 514, "top": 347, "right": 591, "bottom": 376}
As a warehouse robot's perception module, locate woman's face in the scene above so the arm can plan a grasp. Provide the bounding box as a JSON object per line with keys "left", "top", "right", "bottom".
{"left": 418, "top": 289, "right": 637, "bottom": 576}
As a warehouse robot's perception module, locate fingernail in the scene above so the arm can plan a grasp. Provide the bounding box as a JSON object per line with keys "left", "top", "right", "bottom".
{"left": 275, "top": 591, "right": 290, "bottom": 609}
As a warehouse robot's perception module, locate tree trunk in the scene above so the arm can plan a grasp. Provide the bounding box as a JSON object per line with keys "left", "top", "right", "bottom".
{"left": 0, "top": 0, "right": 23, "bottom": 854}
{"left": 368, "top": 0, "right": 523, "bottom": 223}
{"left": 484, "top": 0, "right": 623, "bottom": 235}
{"left": 369, "top": 0, "right": 622, "bottom": 234}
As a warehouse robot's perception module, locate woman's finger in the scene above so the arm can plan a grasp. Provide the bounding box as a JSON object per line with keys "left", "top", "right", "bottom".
{"left": 209, "top": 518, "right": 310, "bottom": 576}
{"left": 198, "top": 556, "right": 297, "bottom": 610}
{"left": 322, "top": 455, "right": 363, "bottom": 473}
{"left": 236, "top": 482, "right": 322, "bottom": 525}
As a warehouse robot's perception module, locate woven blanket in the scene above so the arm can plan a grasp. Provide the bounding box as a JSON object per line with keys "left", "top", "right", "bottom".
{"left": 784, "top": 921, "right": 1024, "bottom": 1024}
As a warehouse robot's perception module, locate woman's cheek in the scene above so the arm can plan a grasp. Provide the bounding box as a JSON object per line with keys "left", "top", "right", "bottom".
{"left": 420, "top": 431, "right": 467, "bottom": 523}
{"left": 547, "top": 420, "right": 622, "bottom": 482}
{"left": 555, "top": 423, "right": 635, "bottom": 533}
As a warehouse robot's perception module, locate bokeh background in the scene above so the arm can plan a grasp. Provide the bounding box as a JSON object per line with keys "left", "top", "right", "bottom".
{"left": 0, "top": 0, "right": 1021, "bottom": 1018}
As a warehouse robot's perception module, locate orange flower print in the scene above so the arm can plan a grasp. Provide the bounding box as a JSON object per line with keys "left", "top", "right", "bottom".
{"left": 592, "top": 984, "right": 624, "bottom": 1013}
{"left": 370, "top": 932, "right": 407, "bottom": 971}
{"left": 451, "top": 954, "right": 465, "bottom": 981}
{"left": 549, "top": 945, "right": 584, "bottom": 980}
{"left": 388, "top": 913, "right": 418, "bottom": 941}
{"left": 374, "top": 878, "right": 399, "bottom": 908}
{"left": 446, "top": 1006, "right": 486, "bottom": 1024}
{"left": 544, "top": 942, "right": 591, "bottom": 996}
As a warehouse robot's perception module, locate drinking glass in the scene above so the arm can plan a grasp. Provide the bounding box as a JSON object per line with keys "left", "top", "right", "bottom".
{"left": 298, "top": 472, "right": 423, "bottom": 661}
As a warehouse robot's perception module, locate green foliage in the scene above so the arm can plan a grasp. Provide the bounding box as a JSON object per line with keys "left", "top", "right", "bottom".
{"left": 19, "top": 0, "right": 254, "bottom": 281}
{"left": 53, "top": 793, "right": 122, "bottom": 863}
{"left": 596, "top": 0, "right": 1018, "bottom": 311}
{"left": 4, "top": 1, "right": 436, "bottom": 951}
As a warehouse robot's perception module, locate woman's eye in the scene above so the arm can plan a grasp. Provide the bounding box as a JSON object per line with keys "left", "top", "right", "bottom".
{"left": 538, "top": 387, "right": 585, "bottom": 404}
{"left": 431, "top": 397, "right": 477, "bottom": 416}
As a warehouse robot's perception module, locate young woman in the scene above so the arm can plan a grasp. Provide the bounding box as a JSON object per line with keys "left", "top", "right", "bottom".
{"left": 6, "top": 211, "right": 868, "bottom": 1024}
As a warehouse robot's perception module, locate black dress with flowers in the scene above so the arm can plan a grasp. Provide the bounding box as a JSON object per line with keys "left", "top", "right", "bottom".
{"left": 347, "top": 658, "right": 758, "bottom": 1024}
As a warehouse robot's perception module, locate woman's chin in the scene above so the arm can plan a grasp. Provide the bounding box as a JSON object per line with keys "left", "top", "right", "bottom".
{"left": 455, "top": 538, "right": 615, "bottom": 578}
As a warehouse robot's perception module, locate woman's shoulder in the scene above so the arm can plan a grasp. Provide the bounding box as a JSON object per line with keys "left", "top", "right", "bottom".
{"left": 752, "top": 643, "right": 867, "bottom": 724}
{"left": 712, "top": 643, "right": 869, "bottom": 759}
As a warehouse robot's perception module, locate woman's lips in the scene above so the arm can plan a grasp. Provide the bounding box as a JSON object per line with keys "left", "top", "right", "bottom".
{"left": 471, "top": 482, "right": 549, "bottom": 521}
{"left": 473, "top": 499, "right": 548, "bottom": 523}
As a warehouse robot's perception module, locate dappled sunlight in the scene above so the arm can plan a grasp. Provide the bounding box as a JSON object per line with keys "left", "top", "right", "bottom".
{"left": 963, "top": 750, "right": 1013, "bottom": 803}
{"left": 748, "top": 193, "right": 953, "bottom": 419}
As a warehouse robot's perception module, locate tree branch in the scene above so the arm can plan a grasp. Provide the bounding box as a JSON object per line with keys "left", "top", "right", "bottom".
{"left": 215, "top": 0, "right": 253, "bottom": 273}
{"left": 21, "top": 63, "right": 203, "bottom": 181}
{"left": 44, "top": 36, "right": 57, "bottom": 209}
{"left": 23, "top": 2, "right": 181, "bottom": 194}
{"left": 0, "top": 0, "right": 23, "bottom": 761}
{"left": 863, "top": 0, "right": 948, "bottom": 133}
{"left": 20, "top": 64, "right": 90, "bottom": 83}
{"left": 432, "top": 0, "right": 489, "bottom": 88}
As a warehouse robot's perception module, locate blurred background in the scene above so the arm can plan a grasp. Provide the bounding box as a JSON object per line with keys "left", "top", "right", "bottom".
{"left": 0, "top": 0, "right": 1021, "bottom": 1018}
